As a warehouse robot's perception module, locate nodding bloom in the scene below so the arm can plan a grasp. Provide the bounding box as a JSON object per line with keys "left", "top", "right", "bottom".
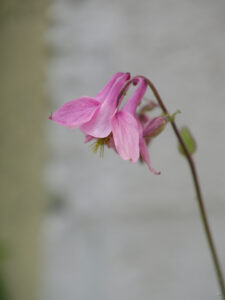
{"left": 49, "top": 72, "right": 130, "bottom": 138}
{"left": 49, "top": 73, "right": 167, "bottom": 174}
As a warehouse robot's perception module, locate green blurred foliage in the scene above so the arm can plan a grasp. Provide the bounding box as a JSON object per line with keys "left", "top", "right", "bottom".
{"left": 178, "top": 127, "right": 196, "bottom": 156}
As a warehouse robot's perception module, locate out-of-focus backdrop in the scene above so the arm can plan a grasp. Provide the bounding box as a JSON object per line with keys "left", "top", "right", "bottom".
{"left": 1, "top": 0, "right": 225, "bottom": 299}
{"left": 0, "top": 0, "right": 48, "bottom": 300}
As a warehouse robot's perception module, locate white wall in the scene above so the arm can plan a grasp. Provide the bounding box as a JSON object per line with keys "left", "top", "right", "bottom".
{"left": 43, "top": 0, "right": 225, "bottom": 299}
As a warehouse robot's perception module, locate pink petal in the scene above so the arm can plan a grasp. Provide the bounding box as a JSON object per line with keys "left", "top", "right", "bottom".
{"left": 81, "top": 73, "right": 130, "bottom": 138}
{"left": 139, "top": 136, "right": 160, "bottom": 175}
{"left": 107, "top": 135, "right": 116, "bottom": 152}
{"left": 84, "top": 135, "right": 94, "bottom": 143}
{"left": 122, "top": 78, "right": 147, "bottom": 115}
{"left": 50, "top": 97, "right": 100, "bottom": 129}
{"left": 143, "top": 116, "right": 167, "bottom": 138}
{"left": 111, "top": 111, "right": 139, "bottom": 162}
{"left": 139, "top": 114, "right": 150, "bottom": 126}
{"left": 96, "top": 72, "right": 124, "bottom": 102}
{"left": 106, "top": 73, "right": 130, "bottom": 105}
{"left": 80, "top": 100, "right": 117, "bottom": 137}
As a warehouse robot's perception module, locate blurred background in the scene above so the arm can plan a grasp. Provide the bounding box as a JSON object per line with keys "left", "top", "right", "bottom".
{"left": 1, "top": 0, "right": 225, "bottom": 299}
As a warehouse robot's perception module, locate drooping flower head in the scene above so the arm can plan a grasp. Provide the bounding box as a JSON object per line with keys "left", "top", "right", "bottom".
{"left": 49, "top": 73, "right": 167, "bottom": 174}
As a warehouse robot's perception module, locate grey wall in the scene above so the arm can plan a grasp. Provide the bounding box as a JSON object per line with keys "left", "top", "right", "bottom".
{"left": 0, "top": 1, "right": 49, "bottom": 300}
{"left": 44, "top": 0, "right": 225, "bottom": 299}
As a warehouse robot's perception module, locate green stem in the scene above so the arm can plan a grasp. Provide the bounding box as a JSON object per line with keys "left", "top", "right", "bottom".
{"left": 117, "top": 76, "right": 225, "bottom": 298}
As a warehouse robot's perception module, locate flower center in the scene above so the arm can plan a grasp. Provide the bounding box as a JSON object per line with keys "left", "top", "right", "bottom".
{"left": 89, "top": 136, "right": 111, "bottom": 157}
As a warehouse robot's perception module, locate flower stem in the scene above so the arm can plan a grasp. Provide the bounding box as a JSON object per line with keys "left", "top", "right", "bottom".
{"left": 141, "top": 76, "right": 225, "bottom": 299}
{"left": 117, "top": 75, "right": 225, "bottom": 297}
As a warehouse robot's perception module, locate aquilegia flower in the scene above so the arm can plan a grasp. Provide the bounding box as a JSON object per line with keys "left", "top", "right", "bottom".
{"left": 49, "top": 73, "right": 167, "bottom": 174}
{"left": 49, "top": 72, "right": 225, "bottom": 298}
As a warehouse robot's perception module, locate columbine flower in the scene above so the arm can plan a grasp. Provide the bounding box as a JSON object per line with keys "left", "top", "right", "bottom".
{"left": 49, "top": 73, "right": 167, "bottom": 174}
{"left": 49, "top": 72, "right": 130, "bottom": 138}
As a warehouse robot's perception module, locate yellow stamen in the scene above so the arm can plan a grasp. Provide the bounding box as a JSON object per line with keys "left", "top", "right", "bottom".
{"left": 89, "top": 137, "right": 110, "bottom": 158}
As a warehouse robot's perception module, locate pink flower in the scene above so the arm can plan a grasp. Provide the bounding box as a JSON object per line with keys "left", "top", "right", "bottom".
{"left": 49, "top": 72, "right": 130, "bottom": 138}
{"left": 49, "top": 73, "right": 167, "bottom": 174}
